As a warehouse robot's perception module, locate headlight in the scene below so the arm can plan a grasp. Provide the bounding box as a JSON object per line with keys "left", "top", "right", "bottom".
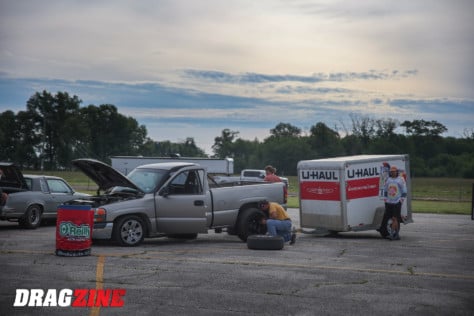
{"left": 94, "top": 208, "right": 106, "bottom": 223}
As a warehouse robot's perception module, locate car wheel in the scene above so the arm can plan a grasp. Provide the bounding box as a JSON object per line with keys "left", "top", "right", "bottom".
{"left": 236, "top": 207, "right": 267, "bottom": 242}
{"left": 114, "top": 216, "right": 146, "bottom": 247}
{"left": 247, "top": 235, "right": 284, "bottom": 250}
{"left": 19, "top": 205, "right": 42, "bottom": 229}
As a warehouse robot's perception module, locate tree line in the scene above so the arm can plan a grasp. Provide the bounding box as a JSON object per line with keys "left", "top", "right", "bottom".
{"left": 1, "top": 90, "right": 473, "bottom": 178}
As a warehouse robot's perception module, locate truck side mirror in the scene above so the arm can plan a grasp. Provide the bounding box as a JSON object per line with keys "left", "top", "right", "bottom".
{"left": 160, "top": 187, "right": 170, "bottom": 197}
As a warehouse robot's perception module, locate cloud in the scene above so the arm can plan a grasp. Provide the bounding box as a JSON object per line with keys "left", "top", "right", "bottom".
{"left": 183, "top": 69, "right": 418, "bottom": 84}
{"left": 0, "top": 0, "right": 473, "bottom": 152}
{"left": 275, "top": 86, "right": 353, "bottom": 95}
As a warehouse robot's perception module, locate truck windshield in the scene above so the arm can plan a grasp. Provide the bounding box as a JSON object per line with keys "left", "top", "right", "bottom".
{"left": 127, "top": 168, "right": 169, "bottom": 193}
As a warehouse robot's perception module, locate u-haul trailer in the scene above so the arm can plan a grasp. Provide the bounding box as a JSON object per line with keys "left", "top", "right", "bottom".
{"left": 297, "top": 155, "right": 412, "bottom": 233}
{"left": 111, "top": 156, "right": 234, "bottom": 175}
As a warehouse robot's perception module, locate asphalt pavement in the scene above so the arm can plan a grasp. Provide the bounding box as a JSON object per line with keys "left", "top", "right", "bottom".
{"left": 1, "top": 210, "right": 473, "bottom": 316}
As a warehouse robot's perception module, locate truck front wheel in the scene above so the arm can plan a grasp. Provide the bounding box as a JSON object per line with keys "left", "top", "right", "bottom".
{"left": 114, "top": 216, "right": 146, "bottom": 246}
{"left": 236, "top": 207, "right": 267, "bottom": 242}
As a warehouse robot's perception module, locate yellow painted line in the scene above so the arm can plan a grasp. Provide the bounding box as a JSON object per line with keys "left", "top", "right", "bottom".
{"left": 90, "top": 255, "right": 105, "bottom": 316}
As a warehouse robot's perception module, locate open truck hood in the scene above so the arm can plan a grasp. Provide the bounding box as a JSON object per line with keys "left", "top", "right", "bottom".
{"left": 0, "top": 162, "right": 29, "bottom": 190}
{"left": 72, "top": 158, "right": 142, "bottom": 193}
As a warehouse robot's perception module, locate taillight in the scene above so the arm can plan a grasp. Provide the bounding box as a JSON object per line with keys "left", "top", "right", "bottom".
{"left": 94, "top": 208, "right": 106, "bottom": 223}
{"left": 283, "top": 186, "right": 288, "bottom": 204}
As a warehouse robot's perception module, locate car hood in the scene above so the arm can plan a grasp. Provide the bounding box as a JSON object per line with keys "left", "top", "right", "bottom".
{"left": 72, "top": 158, "right": 142, "bottom": 193}
{"left": 0, "top": 162, "right": 29, "bottom": 190}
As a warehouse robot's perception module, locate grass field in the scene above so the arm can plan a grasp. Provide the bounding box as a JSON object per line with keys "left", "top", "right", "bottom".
{"left": 27, "top": 170, "right": 473, "bottom": 215}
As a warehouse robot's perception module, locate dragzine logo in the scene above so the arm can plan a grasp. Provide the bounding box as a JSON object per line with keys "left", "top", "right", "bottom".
{"left": 13, "top": 289, "right": 126, "bottom": 307}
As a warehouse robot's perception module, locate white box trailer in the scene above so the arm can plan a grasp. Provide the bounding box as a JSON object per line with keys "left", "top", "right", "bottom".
{"left": 297, "top": 154, "right": 412, "bottom": 233}
{"left": 111, "top": 156, "right": 234, "bottom": 175}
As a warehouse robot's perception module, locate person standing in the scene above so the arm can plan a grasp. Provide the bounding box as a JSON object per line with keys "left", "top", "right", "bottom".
{"left": 264, "top": 164, "right": 288, "bottom": 197}
{"left": 259, "top": 200, "right": 296, "bottom": 245}
{"left": 264, "top": 165, "right": 281, "bottom": 183}
{"left": 379, "top": 166, "right": 407, "bottom": 240}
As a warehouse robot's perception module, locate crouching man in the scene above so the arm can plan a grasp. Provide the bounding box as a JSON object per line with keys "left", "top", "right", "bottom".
{"left": 258, "top": 200, "right": 296, "bottom": 245}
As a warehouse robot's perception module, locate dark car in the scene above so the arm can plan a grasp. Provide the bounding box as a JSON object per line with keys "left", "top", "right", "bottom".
{"left": 0, "top": 163, "right": 89, "bottom": 228}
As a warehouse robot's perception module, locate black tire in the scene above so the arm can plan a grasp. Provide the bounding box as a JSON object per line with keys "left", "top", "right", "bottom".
{"left": 114, "top": 216, "right": 146, "bottom": 246}
{"left": 167, "top": 233, "right": 198, "bottom": 240}
{"left": 247, "top": 235, "right": 284, "bottom": 250}
{"left": 19, "top": 205, "right": 42, "bottom": 229}
{"left": 236, "top": 207, "right": 267, "bottom": 242}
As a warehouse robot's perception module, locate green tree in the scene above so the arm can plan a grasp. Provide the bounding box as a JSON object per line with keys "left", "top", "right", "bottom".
{"left": 262, "top": 136, "right": 312, "bottom": 176}
{"left": 80, "top": 104, "right": 147, "bottom": 163}
{"left": 25, "top": 91, "right": 83, "bottom": 169}
{"left": 212, "top": 129, "right": 239, "bottom": 158}
{"left": 401, "top": 119, "right": 448, "bottom": 161}
{"left": 349, "top": 114, "right": 376, "bottom": 146}
{"left": 231, "top": 138, "right": 260, "bottom": 172}
{"left": 147, "top": 138, "right": 206, "bottom": 157}
{"left": 14, "top": 110, "right": 41, "bottom": 168}
{"left": 341, "top": 134, "right": 364, "bottom": 155}
{"left": 0, "top": 110, "right": 18, "bottom": 162}
{"left": 180, "top": 138, "right": 207, "bottom": 157}
{"left": 308, "top": 122, "right": 343, "bottom": 158}
{"left": 375, "top": 118, "right": 399, "bottom": 138}
{"left": 401, "top": 119, "right": 448, "bottom": 137}
{"left": 270, "top": 122, "right": 301, "bottom": 138}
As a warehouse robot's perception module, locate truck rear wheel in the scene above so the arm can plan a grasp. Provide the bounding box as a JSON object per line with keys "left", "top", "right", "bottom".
{"left": 247, "top": 235, "right": 284, "bottom": 250}
{"left": 236, "top": 207, "right": 267, "bottom": 242}
{"left": 114, "top": 215, "right": 145, "bottom": 246}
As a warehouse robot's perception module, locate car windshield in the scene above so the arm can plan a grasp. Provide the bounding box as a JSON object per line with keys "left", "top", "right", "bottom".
{"left": 127, "top": 168, "right": 169, "bottom": 193}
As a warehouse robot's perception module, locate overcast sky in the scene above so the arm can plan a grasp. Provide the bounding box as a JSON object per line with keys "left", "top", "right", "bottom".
{"left": 1, "top": 0, "right": 473, "bottom": 154}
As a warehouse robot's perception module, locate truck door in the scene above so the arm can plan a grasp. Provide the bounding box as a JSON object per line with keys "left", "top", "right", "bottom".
{"left": 155, "top": 168, "right": 210, "bottom": 233}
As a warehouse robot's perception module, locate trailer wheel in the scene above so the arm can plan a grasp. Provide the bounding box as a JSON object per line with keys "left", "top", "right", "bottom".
{"left": 247, "top": 235, "right": 284, "bottom": 250}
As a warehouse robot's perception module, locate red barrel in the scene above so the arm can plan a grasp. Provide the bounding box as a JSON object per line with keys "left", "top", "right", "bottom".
{"left": 56, "top": 205, "right": 93, "bottom": 257}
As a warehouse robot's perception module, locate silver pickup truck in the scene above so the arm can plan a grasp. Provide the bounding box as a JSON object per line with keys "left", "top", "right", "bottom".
{"left": 69, "top": 159, "right": 287, "bottom": 246}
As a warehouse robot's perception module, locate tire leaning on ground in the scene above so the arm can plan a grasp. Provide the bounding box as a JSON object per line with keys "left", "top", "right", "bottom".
{"left": 247, "top": 235, "right": 285, "bottom": 250}
{"left": 19, "top": 204, "right": 42, "bottom": 229}
{"left": 114, "top": 215, "right": 146, "bottom": 246}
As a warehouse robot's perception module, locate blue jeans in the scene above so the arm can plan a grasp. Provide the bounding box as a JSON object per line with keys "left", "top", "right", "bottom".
{"left": 267, "top": 219, "right": 292, "bottom": 242}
